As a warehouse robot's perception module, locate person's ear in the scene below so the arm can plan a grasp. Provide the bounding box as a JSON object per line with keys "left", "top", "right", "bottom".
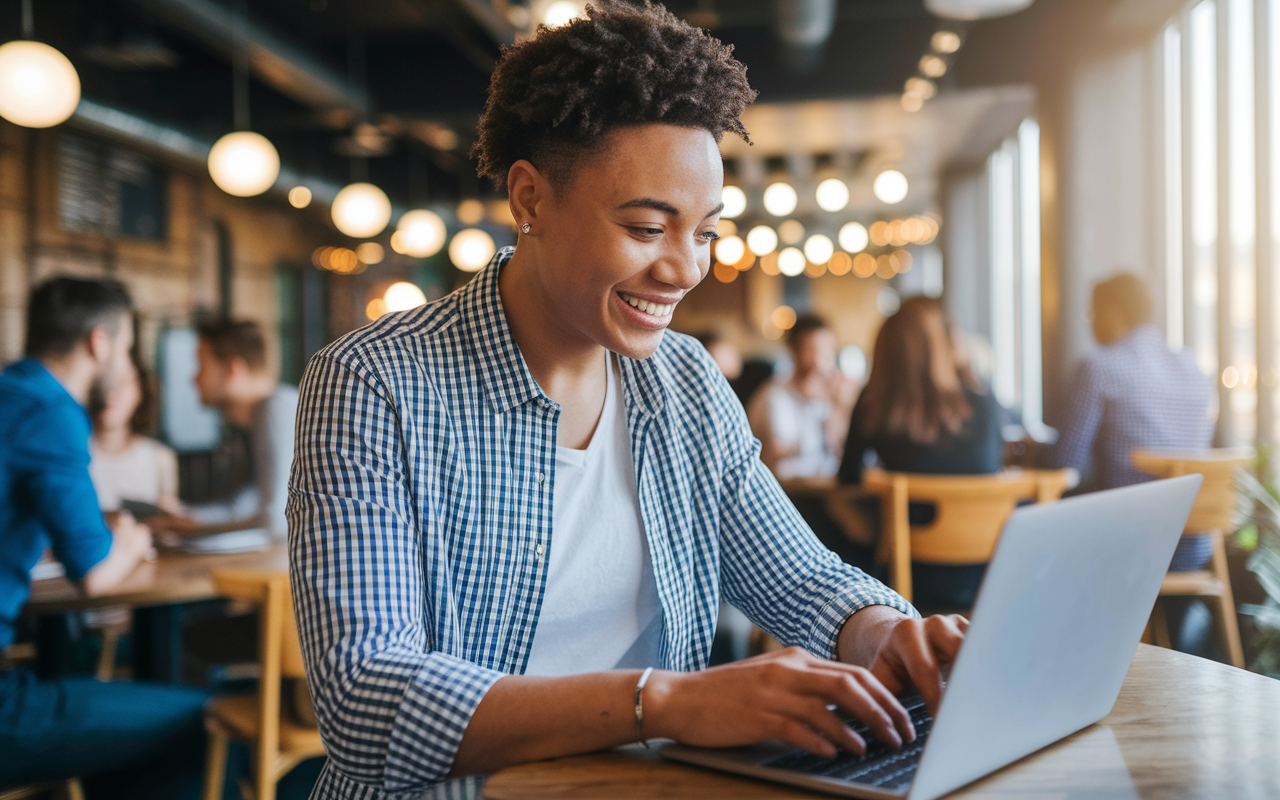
{"left": 507, "top": 160, "right": 552, "bottom": 235}
{"left": 85, "top": 326, "right": 112, "bottom": 365}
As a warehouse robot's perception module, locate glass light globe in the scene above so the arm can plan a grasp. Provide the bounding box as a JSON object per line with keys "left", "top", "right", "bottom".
{"left": 394, "top": 209, "right": 447, "bottom": 257}
{"left": 383, "top": 281, "right": 427, "bottom": 313}
{"left": 0, "top": 41, "right": 80, "bottom": 128}
{"left": 873, "top": 170, "right": 909, "bottom": 204}
{"left": 815, "top": 178, "right": 849, "bottom": 212}
{"left": 288, "top": 186, "right": 312, "bottom": 208}
{"left": 839, "top": 221, "right": 870, "bottom": 253}
{"left": 932, "top": 30, "right": 962, "bottom": 53}
{"left": 804, "top": 234, "right": 834, "bottom": 265}
{"left": 715, "top": 235, "right": 745, "bottom": 265}
{"left": 332, "top": 182, "right": 391, "bottom": 238}
{"left": 449, "top": 228, "right": 496, "bottom": 273}
{"left": 541, "top": 0, "right": 586, "bottom": 26}
{"left": 778, "top": 219, "right": 805, "bottom": 245}
{"left": 746, "top": 225, "right": 778, "bottom": 256}
{"left": 777, "top": 247, "right": 806, "bottom": 277}
{"left": 721, "top": 185, "right": 747, "bottom": 218}
{"left": 208, "top": 131, "right": 280, "bottom": 197}
{"left": 763, "top": 182, "right": 798, "bottom": 216}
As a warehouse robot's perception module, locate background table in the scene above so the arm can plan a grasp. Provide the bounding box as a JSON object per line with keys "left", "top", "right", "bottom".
{"left": 484, "top": 645, "right": 1280, "bottom": 799}
{"left": 23, "top": 541, "right": 287, "bottom": 682}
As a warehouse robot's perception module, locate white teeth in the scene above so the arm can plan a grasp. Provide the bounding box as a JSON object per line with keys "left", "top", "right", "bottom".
{"left": 621, "top": 293, "right": 675, "bottom": 318}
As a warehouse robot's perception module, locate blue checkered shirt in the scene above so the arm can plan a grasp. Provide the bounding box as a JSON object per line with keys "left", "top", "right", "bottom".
{"left": 288, "top": 249, "right": 914, "bottom": 799}
{"left": 1052, "top": 325, "right": 1214, "bottom": 489}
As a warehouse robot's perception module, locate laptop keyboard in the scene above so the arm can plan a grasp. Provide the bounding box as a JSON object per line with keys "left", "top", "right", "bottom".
{"left": 761, "top": 696, "right": 933, "bottom": 791}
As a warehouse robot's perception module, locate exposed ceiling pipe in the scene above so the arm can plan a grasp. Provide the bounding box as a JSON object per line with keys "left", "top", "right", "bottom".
{"left": 72, "top": 97, "right": 345, "bottom": 207}
{"left": 775, "top": 0, "right": 837, "bottom": 72}
{"left": 125, "top": 0, "right": 370, "bottom": 122}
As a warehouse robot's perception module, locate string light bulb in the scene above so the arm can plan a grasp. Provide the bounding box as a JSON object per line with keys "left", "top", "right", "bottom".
{"left": 0, "top": 40, "right": 80, "bottom": 128}
{"left": 721, "top": 185, "right": 747, "bottom": 218}
{"left": 332, "top": 182, "right": 392, "bottom": 238}
{"left": 392, "top": 209, "right": 447, "bottom": 257}
{"left": 777, "top": 247, "right": 806, "bottom": 277}
{"left": 763, "top": 182, "right": 798, "bottom": 216}
{"left": 715, "top": 235, "right": 745, "bottom": 265}
{"left": 815, "top": 178, "right": 850, "bottom": 212}
{"left": 208, "top": 131, "right": 280, "bottom": 197}
{"left": 839, "top": 222, "right": 869, "bottom": 252}
{"left": 873, "top": 170, "right": 909, "bottom": 204}
{"left": 804, "top": 234, "right": 834, "bottom": 265}
{"left": 746, "top": 225, "right": 778, "bottom": 256}
{"left": 449, "top": 228, "right": 496, "bottom": 272}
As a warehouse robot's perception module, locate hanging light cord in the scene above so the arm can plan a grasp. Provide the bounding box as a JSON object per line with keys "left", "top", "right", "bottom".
{"left": 21, "top": 0, "right": 33, "bottom": 39}
{"left": 232, "top": 0, "right": 250, "bottom": 131}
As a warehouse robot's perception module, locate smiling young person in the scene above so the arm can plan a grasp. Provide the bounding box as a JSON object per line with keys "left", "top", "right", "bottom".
{"left": 288, "top": 4, "right": 967, "bottom": 798}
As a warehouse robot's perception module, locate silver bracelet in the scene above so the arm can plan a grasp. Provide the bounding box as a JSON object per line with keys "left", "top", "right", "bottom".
{"left": 634, "top": 666, "right": 654, "bottom": 748}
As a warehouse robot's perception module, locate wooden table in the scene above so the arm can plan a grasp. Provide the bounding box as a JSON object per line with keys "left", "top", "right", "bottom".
{"left": 23, "top": 541, "right": 287, "bottom": 681}
{"left": 484, "top": 645, "right": 1280, "bottom": 799}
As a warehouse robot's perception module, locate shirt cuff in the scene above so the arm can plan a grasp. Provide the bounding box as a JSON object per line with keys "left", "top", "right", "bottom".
{"left": 808, "top": 585, "right": 919, "bottom": 660}
{"left": 383, "top": 652, "right": 506, "bottom": 791}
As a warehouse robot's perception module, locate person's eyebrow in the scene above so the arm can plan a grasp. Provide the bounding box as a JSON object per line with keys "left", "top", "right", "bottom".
{"left": 615, "top": 199, "right": 726, "bottom": 220}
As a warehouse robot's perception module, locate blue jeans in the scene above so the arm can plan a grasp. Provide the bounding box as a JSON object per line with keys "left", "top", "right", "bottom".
{"left": 0, "top": 667, "right": 209, "bottom": 798}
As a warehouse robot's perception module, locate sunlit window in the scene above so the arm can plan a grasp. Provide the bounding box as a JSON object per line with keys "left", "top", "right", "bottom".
{"left": 1163, "top": 24, "right": 1184, "bottom": 349}
{"left": 1227, "top": 0, "right": 1257, "bottom": 443}
{"left": 1188, "top": 0, "right": 1218, "bottom": 383}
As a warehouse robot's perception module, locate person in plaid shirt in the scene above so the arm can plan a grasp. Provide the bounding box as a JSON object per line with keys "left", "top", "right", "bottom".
{"left": 288, "top": 5, "right": 967, "bottom": 798}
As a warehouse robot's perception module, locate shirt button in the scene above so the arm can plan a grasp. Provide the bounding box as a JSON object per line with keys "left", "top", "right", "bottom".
{"left": 537, "top": 471, "right": 546, "bottom": 484}
{"left": 535, "top": 543, "right": 545, "bottom": 556}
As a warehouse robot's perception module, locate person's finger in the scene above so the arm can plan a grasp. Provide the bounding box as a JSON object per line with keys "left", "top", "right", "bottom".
{"left": 924, "top": 615, "right": 967, "bottom": 665}
{"left": 775, "top": 696, "right": 867, "bottom": 755}
{"left": 898, "top": 622, "right": 945, "bottom": 715}
{"left": 855, "top": 669, "right": 916, "bottom": 742}
{"left": 770, "top": 715, "right": 843, "bottom": 758}
{"left": 808, "top": 669, "right": 903, "bottom": 748}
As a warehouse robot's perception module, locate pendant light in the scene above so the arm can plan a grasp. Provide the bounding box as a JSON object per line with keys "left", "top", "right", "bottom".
{"left": 208, "top": 1, "right": 279, "bottom": 197}
{"left": 0, "top": 0, "right": 80, "bottom": 128}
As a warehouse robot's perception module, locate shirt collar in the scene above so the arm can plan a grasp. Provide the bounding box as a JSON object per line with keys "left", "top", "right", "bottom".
{"left": 457, "top": 247, "right": 665, "bottom": 419}
{"left": 7, "top": 357, "right": 85, "bottom": 411}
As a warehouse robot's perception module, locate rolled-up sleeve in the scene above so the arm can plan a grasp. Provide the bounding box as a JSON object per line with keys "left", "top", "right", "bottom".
{"left": 710, "top": 368, "right": 916, "bottom": 659}
{"left": 288, "top": 354, "right": 503, "bottom": 792}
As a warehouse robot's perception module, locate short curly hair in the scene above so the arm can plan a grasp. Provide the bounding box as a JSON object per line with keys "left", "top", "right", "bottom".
{"left": 472, "top": 1, "right": 756, "bottom": 191}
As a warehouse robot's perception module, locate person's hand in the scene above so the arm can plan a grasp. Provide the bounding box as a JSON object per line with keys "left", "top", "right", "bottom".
{"left": 109, "top": 511, "right": 156, "bottom": 563}
{"left": 867, "top": 614, "right": 968, "bottom": 715}
{"left": 644, "top": 646, "right": 917, "bottom": 758}
{"left": 147, "top": 511, "right": 203, "bottom": 536}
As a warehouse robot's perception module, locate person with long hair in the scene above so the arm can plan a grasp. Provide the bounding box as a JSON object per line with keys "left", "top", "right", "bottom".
{"left": 289, "top": 5, "right": 965, "bottom": 798}
{"left": 88, "top": 356, "right": 181, "bottom": 515}
{"left": 838, "top": 297, "right": 1004, "bottom": 608}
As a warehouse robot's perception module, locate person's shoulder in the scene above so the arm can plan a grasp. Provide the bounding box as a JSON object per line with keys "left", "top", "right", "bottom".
{"left": 307, "top": 290, "right": 463, "bottom": 380}
{"left": 648, "top": 330, "right": 726, "bottom": 393}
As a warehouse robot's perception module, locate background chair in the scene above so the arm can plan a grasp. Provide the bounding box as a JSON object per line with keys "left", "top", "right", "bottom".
{"left": 861, "top": 469, "right": 1070, "bottom": 605}
{"left": 201, "top": 570, "right": 323, "bottom": 800}
{"left": 0, "top": 780, "right": 84, "bottom": 800}
{"left": 1130, "top": 449, "right": 1250, "bottom": 669}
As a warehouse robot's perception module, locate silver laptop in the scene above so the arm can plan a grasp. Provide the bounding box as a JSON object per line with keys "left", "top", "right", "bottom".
{"left": 663, "top": 475, "right": 1203, "bottom": 800}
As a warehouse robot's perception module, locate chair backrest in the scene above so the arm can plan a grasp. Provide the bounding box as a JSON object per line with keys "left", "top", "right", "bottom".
{"left": 862, "top": 469, "right": 1070, "bottom": 603}
{"left": 210, "top": 570, "right": 307, "bottom": 767}
{"left": 1130, "top": 449, "right": 1252, "bottom": 534}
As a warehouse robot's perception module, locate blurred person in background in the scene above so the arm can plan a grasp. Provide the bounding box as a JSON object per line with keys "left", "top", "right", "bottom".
{"left": 0, "top": 277, "right": 209, "bottom": 798}
{"left": 89, "top": 356, "right": 181, "bottom": 515}
{"left": 748, "top": 314, "right": 858, "bottom": 480}
{"left": 1051, "top": 273, "right": 1214, "bottom": 497}
{"left": 693, "top": 330, "right": 742, "bottom": 383}
{"left": 838, "top": 297, "right": 1004, "bottom": 610}
{"left": 162, "top": 319, "right": 297, "bottom": 539}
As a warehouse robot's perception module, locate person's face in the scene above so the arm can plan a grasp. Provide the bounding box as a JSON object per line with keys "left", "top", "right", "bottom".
{"left": 193, "top": 340, "right": 231, "bottom": 408}
{"left": 1090, "top": 295, "right": 1126, "bottom": 345}
{"left": 793, "top": 328, "right": 837, "bottom": 377}
{"left": 88, "top": 313, "right": 134, "bottom": 398}
{"left": 97, "top": 362, "right": 141, "bottom": 431}
{"left": 514, "top": 124, "right": 724, "bottom": 359}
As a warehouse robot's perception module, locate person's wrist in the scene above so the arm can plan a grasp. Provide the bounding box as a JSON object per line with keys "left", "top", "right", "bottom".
{"left": 839, "top": 605, "right": 907, "bottom": 666}
{"left": 638, "top": 669, "right": 681, "bottom": 740}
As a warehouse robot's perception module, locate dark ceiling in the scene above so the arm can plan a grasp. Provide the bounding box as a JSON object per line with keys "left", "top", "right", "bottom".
{"left": 0, "top": 0, "right": 1132, "bottom": 207}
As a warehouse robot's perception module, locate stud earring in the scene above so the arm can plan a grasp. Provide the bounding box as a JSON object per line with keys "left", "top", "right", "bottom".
{"left": 521, "top": 222, "right": 531, "bottom": 234}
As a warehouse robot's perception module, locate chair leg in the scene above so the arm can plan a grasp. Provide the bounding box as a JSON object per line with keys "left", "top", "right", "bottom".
{"left": 63, "top": 780, "right": 84, "bottom": 800}
{"left": 1149, "top": 600, "right": 1172, "bottom": 649}
{"left": 1209, "top": 534, "right": 1245, "bottom": 669}
{"left": 254, "top": 764, "right": 276, "bottom": 800}
{"left": 94, "top": 627, "right": 121, "bottom": 682}
{"left": 202, "top": 725, "right": 230, "bottom": 800}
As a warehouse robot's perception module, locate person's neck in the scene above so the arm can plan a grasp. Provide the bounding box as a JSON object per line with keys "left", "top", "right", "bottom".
{"left": 38, "top": 352, "right": 96, "bottom": 406}
{"left": 93, "top": 424, "right": 136, "bottom": 454}
{"left": 223, "top": 376, "right": 277, "bottom": 428}
{"left": 498, "top": 246, "right": 607, "bottom": 402}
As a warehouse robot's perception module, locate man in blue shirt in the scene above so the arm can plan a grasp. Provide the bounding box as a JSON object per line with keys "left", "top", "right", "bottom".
{"left": 0, "top": 277, "right": 210, "bottom": 797}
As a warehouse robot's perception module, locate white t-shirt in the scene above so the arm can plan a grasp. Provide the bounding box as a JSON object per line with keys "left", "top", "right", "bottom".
{"left": 749, "top": 380, "right": 839, "bottom": 479}
{"left": 88, "top": 436, "right": 179, "bottom": 511}
{"left": 523, "top": 354, "right": 663, "bottom": 677}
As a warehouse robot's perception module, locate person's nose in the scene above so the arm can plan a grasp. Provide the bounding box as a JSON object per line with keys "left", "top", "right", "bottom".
{"left": 653, "top": 235, "right": 706, "bottom": 291}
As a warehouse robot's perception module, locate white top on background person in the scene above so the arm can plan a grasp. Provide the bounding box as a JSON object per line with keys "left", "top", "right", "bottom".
{"left": 88, "top": 359, "right": 180, "bottom": 512}
{"left": 184, "top": 319, "right": 297, "bottom": 537}
{"left": 748, "top": 315, "right": 857, "bottom": 480}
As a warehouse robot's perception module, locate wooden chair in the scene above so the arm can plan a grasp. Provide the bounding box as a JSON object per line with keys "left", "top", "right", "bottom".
{"left": 201, "top": 570, "right": 324, "bottom": 800}
{"left": 861, "top": 469, "right": 1071, "bottom": 604}
{"left": 1130, "top": 449, "right": 1251, "bottom": 669}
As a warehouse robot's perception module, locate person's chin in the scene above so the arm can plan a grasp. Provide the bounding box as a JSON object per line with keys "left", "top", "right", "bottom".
{"left": 607, "top": 328, "right": 667, "bottom": 361}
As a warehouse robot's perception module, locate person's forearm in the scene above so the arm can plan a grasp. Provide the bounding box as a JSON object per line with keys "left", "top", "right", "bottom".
{"left": 449, "top": 670, "right": 653, "bottom": 777}
{"left": 837, "top": 605, "right": 908, "bottom": 667}
{"left": 82, "top": 545, "right": 144, "bottom": 596}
